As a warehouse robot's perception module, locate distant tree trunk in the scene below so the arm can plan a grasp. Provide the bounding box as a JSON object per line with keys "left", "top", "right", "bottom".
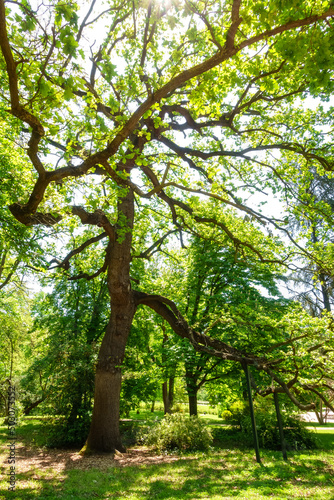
{"left": 168, "top": 377, "right": 174, "bottom": 408}
{"left": 161, "top": 323, "right": 175, "bottom": 414}
{"left": 151, "top": 400, "right": 155, "bottom": 412}
{"left": 162, "top": 377, "right": 174, "bottom": 414}
{"left": 315, "top": 399, "right": 328, "bottom": 424}
{"left": 312, "top": 227, "right": 331, "bottom": 313}
{"left": 319, "top": 271, "right": 331, "bottom": 312}
{"left": 188, "top": 393, "right": 198, "bottom": 416}
{"left": 3, "top": 388, "right": 8, "bottom": 418}
{"left": 162, "top": 381, "right": 169, "bottom": 413}
{"left": 186, "top": 372, "right": 198, "bottom": 416}
{"left": 9, "top": 339, "right": 14, "bottom": 383}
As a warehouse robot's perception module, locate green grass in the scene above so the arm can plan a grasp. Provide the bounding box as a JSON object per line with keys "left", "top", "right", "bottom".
{"left": 199, "top": 414, "right": 226, "bottom": 425}
{"left": 127, "top": 409, "right": 165, "bottom": 421}
{"left": 1, "top": 415, "right": 334, "bottom": 500}
{"left": 306, "top": 422, "right": 334, "bottom": 427}
{"left": 127, "top": 404, "right": 221, "bottom": 424}
{"left": 11, "top": 417, "right": 52, "bottom": 448}
{"left": 127, "top": 410, "right": 224, "bottom": 427}
{"left": 1, "top": 447, "right": 334, "bottom": 500}
{"left": 310, "top": 427, "right": 334, "bottom": 450}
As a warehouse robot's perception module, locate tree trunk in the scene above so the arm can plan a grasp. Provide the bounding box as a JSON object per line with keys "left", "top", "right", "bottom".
{"left": 312, "top": 227, "right": 331, "bottom": 313}
{"left": 315, "top": 399, "right": 325, "bottom": 424}
{"left": 161, "top": 325, "right": 175, "bottom": 414}
{"left": 162, "top": 381, "right": 169, "bottom": 413}
{"left": 162, "top": 377, "right": 174, "bottom": 414}
{"left": 186, "top": 372, "right": 198, "bottom": 416}
{"left": 188, "top": 392, "right": 198, "bottom": 416}
{"left": 85, "top": 186, "right": 135, "bottom": 453}
{"left": 319, "top": 271, "right": 331, "bottom": 312}
{"left": 168, "top": 377, "right": 174, "bottom": 408}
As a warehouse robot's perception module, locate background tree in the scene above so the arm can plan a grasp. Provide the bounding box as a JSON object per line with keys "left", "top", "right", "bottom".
{"left": 0, "top": 293, "right": 31, "bottom": 416}
{"left": 283, "top": 172, "right": 334, "bottom": 315}
{"left": 20, "top": 274, "right": 108, "bottom": 444}
{"left": 120, "top": 311, "right": 161, "bottom": 417}
{"left": 1, "top": 0, "right": 334, "bottom": 452}
{"left": 147, "top": 233, "right": 290, "bottom": 415}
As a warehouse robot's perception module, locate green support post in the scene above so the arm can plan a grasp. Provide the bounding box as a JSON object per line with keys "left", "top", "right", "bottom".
{"left": 273, "top": 392, "right": 288, "bottom": 461}
{"left": 243, "top": 363, "right": 261, "bottom": 464}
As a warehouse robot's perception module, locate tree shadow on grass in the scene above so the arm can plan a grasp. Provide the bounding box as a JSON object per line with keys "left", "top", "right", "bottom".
{"left": 1, "top": 448, "right": 334, "bottom": 500}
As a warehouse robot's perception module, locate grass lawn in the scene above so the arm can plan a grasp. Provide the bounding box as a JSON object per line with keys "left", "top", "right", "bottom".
{"left": 0, "top": 415, "right": 333, "bottom": 500}
{"left": 310, "top": 427, "right": 334, "bottom": 450}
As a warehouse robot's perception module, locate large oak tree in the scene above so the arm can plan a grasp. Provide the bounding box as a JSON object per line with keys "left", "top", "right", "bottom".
{"left": 1, "top": 0, "right": 334, "bottom": 451}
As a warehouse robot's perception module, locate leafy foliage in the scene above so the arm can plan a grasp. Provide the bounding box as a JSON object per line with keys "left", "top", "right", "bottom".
{"left": 19, "top": 277, "right": 106, "bottom": 434}
{"left": 0, "top": 293, "right": 31, "bottom": 415}
{"left": 143, "top": 413, "right": 213, "bottom": 452}
{"left": 44, "top": 414, "right": 91, "bottom": 448}
{"left": 222, "top": 398, "right": 317, "bottom": 450}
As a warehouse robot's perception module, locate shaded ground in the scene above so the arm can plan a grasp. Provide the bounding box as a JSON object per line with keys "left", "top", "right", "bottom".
{"left": 1, "top": 417, "right": 334, "bottom": 499}
{"left": 1, "top": 444, "right": 334, "bottom": 500}
{"left": 1, "top": 442, "right": 183, "bottom": 478}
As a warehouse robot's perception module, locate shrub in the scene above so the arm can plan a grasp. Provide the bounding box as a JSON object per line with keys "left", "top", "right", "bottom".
{"left": 143, "top": 413, "right": 212, "bottom": 452}
{"left": 211, "top": 425, "right": 253, "bottom": 447}
{"left": 219, "top": 401, "right": 248, "bottom": 428}
{"left": 242, "top": 410, "right": 316, "bottom": 450}
{"left": 119, "top": 420, "right": 142, "bottom": 447}
{"left": 45, "top": 411, "right": 91, "bottom": 448}
{"left": 221, "top": 398, "right": 317, "bottom": 450}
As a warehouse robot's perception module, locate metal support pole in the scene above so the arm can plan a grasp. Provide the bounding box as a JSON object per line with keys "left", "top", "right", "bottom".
{"left": 243, "top": 363, "right": 261, "bottom": 464}
{"left": 273, "top": 392, "right": 288, "bottom": 461}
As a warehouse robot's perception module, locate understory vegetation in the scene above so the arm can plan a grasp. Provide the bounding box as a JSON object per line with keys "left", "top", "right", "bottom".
{"left": 1, "top": 412, "right": 334, "bottom": 500}
{"left": 141, "top": 414, "right": 213, "bottom": 452}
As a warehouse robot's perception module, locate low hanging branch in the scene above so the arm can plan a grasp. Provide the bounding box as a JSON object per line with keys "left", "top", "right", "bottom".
{"left": 136, "top": 290, "right": 272, "bottom": 366}
{"left": 134, "top": 290, "right": 322, "bottom": 411}
{"left": 301, "top": 385, "right": 334, "bottom": 413}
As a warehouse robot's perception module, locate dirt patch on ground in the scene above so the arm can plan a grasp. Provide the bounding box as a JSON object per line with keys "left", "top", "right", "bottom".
{"left": 1, "top": 443, "right": 182, "bottom": 480}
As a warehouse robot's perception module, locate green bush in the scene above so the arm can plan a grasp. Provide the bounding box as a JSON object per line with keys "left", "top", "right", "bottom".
{"left": 45, "top": 411, "right": 91, "bottom": 448}
{"left": 211, "top": 425, "right": 252, "bottom": 447}
{"left": 143, "top": 413, "right": 212, "bottom": 452}
{"left": 119, "top": 420, "right": 142, "bottom": 447}
{"left": 221, "top": 398, "right": 317, "bottom": 451}
{"left": 243, "top": 411, "right": 316, "bottom": 450}
{"left": 219, "top": 401, "right": 248, "bottom": 428}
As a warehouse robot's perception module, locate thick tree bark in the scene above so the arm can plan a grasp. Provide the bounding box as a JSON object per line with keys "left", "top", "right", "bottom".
{"left": 85, "top": 334, "right": 129, "bottom": 453}
{"left": 85, "top": 187, "right": 135, "bottom": 453}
